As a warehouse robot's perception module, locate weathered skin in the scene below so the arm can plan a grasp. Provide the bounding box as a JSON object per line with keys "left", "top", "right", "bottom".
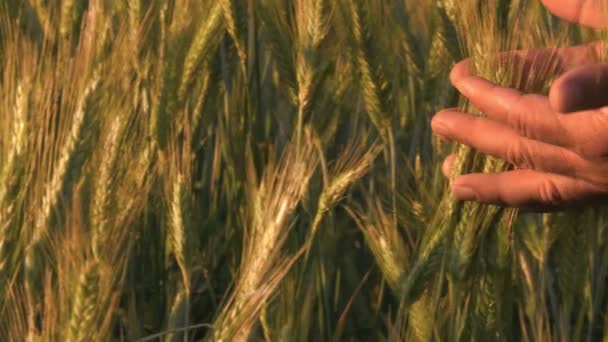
{"left": 432, "top": 0, "right": 608, "bottom": 211}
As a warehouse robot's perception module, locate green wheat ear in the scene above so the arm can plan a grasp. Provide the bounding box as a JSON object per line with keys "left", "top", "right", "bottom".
{"left": 179, "top": 2, "right": 223, "bottom": 101}
{"left": 66, "top": 262, "right": 101, "bottom": 342}
{"left": 311, "top": 141, "right": 379, "bottom": 237}
{"left": 220, "top": 0, "right": 247, "bottom": 65}
{"left": 349, "top": 0, "right": 391, "bottom": 137}
{"left": 294, "top": 0, "right": 331, "bottom": 149}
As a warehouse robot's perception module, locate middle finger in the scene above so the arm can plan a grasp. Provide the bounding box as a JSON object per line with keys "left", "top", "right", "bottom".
{"left": 431, "top": 109, "right": 587, "bottom": 177}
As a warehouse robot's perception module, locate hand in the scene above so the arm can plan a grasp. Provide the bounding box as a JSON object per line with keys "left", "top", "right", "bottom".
{"left": 541, "top": 0, "right": 608, "bottom": 28}
{"left": 431, "top": 43, "right": 608, "bottom": 211}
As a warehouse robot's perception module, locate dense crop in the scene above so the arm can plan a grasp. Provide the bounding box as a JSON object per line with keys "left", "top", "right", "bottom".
{"left": 0, "top": 0, "right": 606, "bottom": 341}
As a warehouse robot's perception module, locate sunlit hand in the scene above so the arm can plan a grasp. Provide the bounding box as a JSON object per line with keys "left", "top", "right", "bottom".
{"left": 541, "top": 0, "right": 608, "bottom": 29}
{"left": 432, "top": 43, "right": 608, "bottom": 211}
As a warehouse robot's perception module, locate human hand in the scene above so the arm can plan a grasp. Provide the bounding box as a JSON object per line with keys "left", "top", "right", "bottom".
{"left": 541, "top": 0, "right": 608, "bottom": 28}
{"left": 431, "top": 43, "right": 608, "bottom": 211}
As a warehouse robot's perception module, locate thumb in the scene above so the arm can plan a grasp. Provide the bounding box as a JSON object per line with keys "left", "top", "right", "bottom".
{"left": 549, "top": 63, "right": 608, "bottom": 113}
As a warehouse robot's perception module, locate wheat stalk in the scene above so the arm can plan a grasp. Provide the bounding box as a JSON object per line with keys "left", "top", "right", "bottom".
{"left": 166, "top": 285, "right": 190, "bottom": 342}
{"left": 65, "top": 262, "right": 101, "bottom": 342}
{"left": 346, "top": 199, "right": 408, "bottom": 291}
{"left": 178, "top": 2, "right": 223, "bottom": 102}
{"left": 0, "top": 81, "right": 29, "bottom": 210}
{"left": 349, "top": 0, "right": 390, "bottom": 137}
{"left": 149, "top": 2, "right": 171, "bottom": 151}
{"left": 220, "top": 0, "right": 247, "bottom": 64}
{"left": 91, "top": 116, "right": 123, "bottom": 261}
{"left": 311, "top": 141, "right": 379, "bottom": 236}
{"left": 30, "top": 0, "right": 56, "bottom": 43}
{"left": 25, "top": 75, "right": 99, "bottom": 312}
{"left": 32, "top": 75, "right": 99, "bottom": 245}
{"left": 213, "top": 138, "right": 318, "bottom": 341}
{"left": 294, "top": 0, "right": 330, "bottom": 150}
{"left": 258, "top": 0, "right": 297, "bottom": 99}
{"left": 0, "top": 80, "right": 30, "bottom": 289}
{"left": 168, "top": 172, "right": 194, "bottom": 293}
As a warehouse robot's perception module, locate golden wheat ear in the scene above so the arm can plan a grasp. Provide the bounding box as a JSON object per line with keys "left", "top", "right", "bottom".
{"left": 212, "top": 135, "right": 318, "bottom": 341}
{"left": 310, "top": 139, "right": 380, "bottom": 238}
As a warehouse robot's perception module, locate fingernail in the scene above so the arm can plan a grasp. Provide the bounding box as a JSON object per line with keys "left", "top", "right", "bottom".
{"left": 452, "top": 184, "right": 479, "bottom": 201}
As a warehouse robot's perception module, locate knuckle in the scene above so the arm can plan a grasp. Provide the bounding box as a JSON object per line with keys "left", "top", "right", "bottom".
{"left": 507, "top": 94, "right": 542, "bottom": 138}
{"left": 505, "top": 96, "right": 530, "bottom": 134}
{"left": 505, "top": 140, "right": 533, "bottom": 169}
{"left": 506, "top": 107, "right": 524, "bottom": 134}
{"left": 538, "top": 179, "right": 564, "bottom": 206}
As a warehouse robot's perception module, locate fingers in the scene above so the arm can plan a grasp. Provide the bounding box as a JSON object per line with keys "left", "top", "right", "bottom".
{"left": 560, "top": 108, "right": 608, "bottom": 158}
{"left": 431, "top": 110, "right": 584, "bottom": 176}
{"left": 550, "top": 64, "right": 608, "bottom": 113}
{"left": 450, "top": 43, "right": 606, "bottom": 86}
{"left": 431, "top": 110, "right": 586, "bottom": 175}
{"left": 452, "top": 169, "right": 605, "bottom": 210}
{"left": 541, "top": 0, "right": 608, "bottom": 29}
{"left": 448, "top": 75, "right": 568, "bottom": 144}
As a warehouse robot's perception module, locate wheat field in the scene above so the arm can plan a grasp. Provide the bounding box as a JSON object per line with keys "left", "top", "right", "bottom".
{"left": 0, "top": 0, "right": 607, "bottom": 341}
